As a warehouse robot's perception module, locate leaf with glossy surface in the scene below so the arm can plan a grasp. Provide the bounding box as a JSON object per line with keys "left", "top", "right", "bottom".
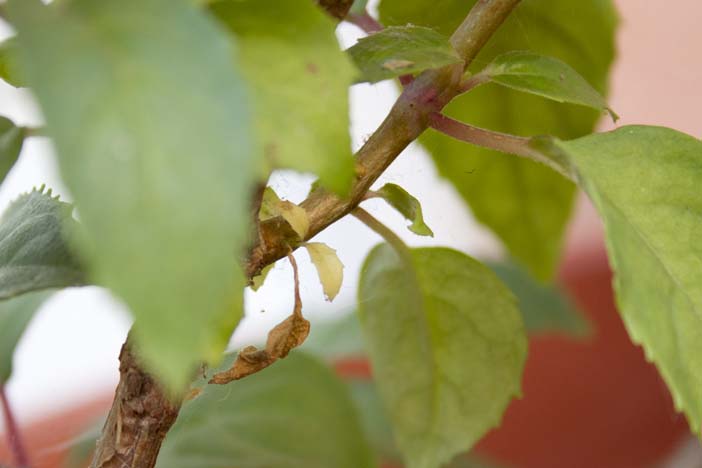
{"left": 0, "top": 116, "right": 24, "bottom": 183}
{"left": 375, "top": 183, "right": 433, "bottom": 237}
{"left": 379, "top": 0, "right": 617, "bottom": 280}
{"left": 0, "top": 188, "right": 85, "bottom": 299}
{"left": 347, "top": 25, "right": 461, "bottom": 83}
{"left": 552, "top": 125, "right": 702, "bottom": 434}
{"left": 158, "top": 353, "right": 377, "bottom": 468}
{"left": 0, "top": 290, "right": 52, "bottom": 382}
{"left": 0, "top": 38, "right": 24, "bottom": 87}
{"left": 358, "top": 245, "right": 526, "bottom": 468}
{"left": 10, "top": 0, "right": 254, "bottom": 389}
{"left": 490, "top": 261, "right": 590, "bottom": 337}
{"left": 210, "top": 0, "right": 355, "bottom": 194}
{"left": 479, "top": 51, "right": 617, "bottom": 121}
{"left": 305, "top": 242, "right": 344, "bottom": 301}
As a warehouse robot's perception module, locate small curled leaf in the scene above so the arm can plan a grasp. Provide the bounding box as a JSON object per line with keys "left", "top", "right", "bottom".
{"left": 250, "top": 262, "right": 274, "bottom": 291}
{"left": 305, "top": 242, "right": 344, "bottom": 301}
{"left": 375, "top": 183, "right": 433, "bottom": 237}
{"left": 260, "top": 187, "right": 309, "bottom": 239}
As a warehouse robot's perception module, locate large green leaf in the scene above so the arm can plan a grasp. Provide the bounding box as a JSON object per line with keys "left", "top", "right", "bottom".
{"left": 0, "top": 188, "right": 85, "bottom": 299}
{"left": 379, "top": 0, "right": 618, "bottom": 280}
{"left": 158, "top": 353, "right": 377, "bottom": 468}
{"left": 552, "top": 125, "right": 702, "bottom": 434}
{"left": 358, "top": 245, "right": 526, "bottom": 468}
{"left": 9, "top": 0, "right": 254, "bottom": 389}
{"left": 210, "top": 0, "right": 355, "bottom": 194}
{"left": 0, "top": 115, "right": 24, "bottom": 182}
{"left": 0, "top": 290, "right": 53, "bottom": 382}
{"left": 347, "top": 25, "right": 461, "bottom": 84}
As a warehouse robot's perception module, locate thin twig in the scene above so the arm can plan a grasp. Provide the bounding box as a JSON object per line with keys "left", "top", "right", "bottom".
{"left": 428, "top": 112, "right": 571, "bottom": 179}
{"left": 352, "top": 207, "right": 413, "bottom": 264}
{"left": 287, "top": 253, "right": 302, "bottom": 318}
{"left": 0, "top": 385, "right": 30, "bottom": 468}
{"left": 22, "top": 127, "right": 46, "bottom": 138}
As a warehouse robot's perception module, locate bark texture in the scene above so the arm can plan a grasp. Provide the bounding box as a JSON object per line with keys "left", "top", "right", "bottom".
{"left": 90, "top": 342, "right": 180, "bottom": 468}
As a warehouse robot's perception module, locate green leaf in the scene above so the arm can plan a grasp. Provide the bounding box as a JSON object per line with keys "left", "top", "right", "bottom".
{"left": 0, "top": 188, "right": 86, "bottom": 299}
{"left": 550, "top": 125, "right": 702, "bottom": 435}
{"left": 9, "top": 0, "right": 254, "bottom": 390}
{"left": 210, "top": 0, "right": 355, "bottom": 194}
{"left": 358, "top": 245, "right": 526, "bottom": 468}
{"left": 0, "top": 290, "right": 53, "bottom": 382}
{"left": 375, "top": 183, "right": 433, "bottom": 237}
{"left": 157, "top": 353, "right": 377, "bottom": 468}
{"left": 348, "top": 379, "right": 512, "bottom": 467}
{"left": 0, "top": 115, "right": 24, "bottom": 183}
{"left": 347, "top": 25, "right": 461, "bottom": 83}
{"left": 479, "top": 51, "right": 617, "bottom": 121}
{"left": 0, "top": 38, "right": 24, "bottom": 87}
{"left": 347, "top": 379, "right": 400, "bottom": 462}
{"left": 379, "top": 0, "right": 617, "bottom": 280}
{"left": 305, "top": 242, "right": 344, "bottom": 301}
{"left": 489, "top": 261, "right": 590, "bottom": 337}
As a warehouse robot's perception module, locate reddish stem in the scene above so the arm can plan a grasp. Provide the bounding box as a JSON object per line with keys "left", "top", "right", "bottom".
{"left": 346, "top": 11, "right": 383, "bottom": 34}
{"left": 0, "top": 385, "right": 29, "bottom": 468}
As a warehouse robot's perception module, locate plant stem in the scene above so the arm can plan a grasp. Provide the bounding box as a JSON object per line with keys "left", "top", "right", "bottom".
{"left": 458, "top": 73, "right": 489, "bottom": 94}
{"left": 428, "top": 112, "right": 571, "bottom": 179}
{"left": 346, "top": 11, "right": 383, "bottom": 34}
{"left": 450, "top": 0, "right": 521, "bottom": 68}
{"left": 352, "top": 208, "right": 413, "bottom": 264}
{"left": 0, "top": 385, "right": 29, "bottom": 468}
{"left": 22, "top": 128, "right": 46, "bottom": 138}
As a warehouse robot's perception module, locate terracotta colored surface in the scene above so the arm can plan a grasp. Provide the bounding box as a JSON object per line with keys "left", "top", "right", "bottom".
{"left": 474, "top": 248, "right": 689, "bottom": 468}
{"left": 0, "top": 396, "right": 110, "bottom": 468}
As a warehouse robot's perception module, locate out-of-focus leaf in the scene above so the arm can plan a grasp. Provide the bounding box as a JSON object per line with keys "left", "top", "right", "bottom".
{"left": 0, "top": 290, "right": 53, "bottom": 382}
{"left": 0, "top": 115, "right": 24, "bottom": 183}
{"left": 489, "top": 261, "right": 590, "bottom": 337}
{"left": 211, "top": 0, "right": 356, "bottom": 194}
{"left": 0, "top": 38, "right": 24, "bottom": 87}
{"left": 10, "top": 0, "right": 255, "bottom": 389}
{"left": 158, "top": 353, "right": 377, "bottom": 468}
{"left": 0, "top": 188, "right": 85, "bottom": 299}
